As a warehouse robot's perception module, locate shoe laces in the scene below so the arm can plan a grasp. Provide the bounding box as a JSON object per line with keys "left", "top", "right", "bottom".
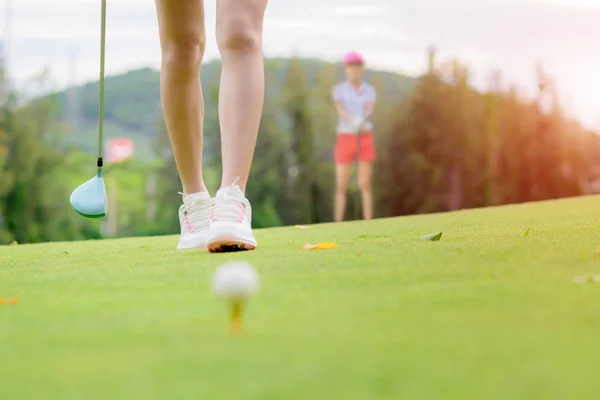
{"left": 212, "top": 179, "right": 247, "bottom": 223}
{"left": 179, "top": 193, "right": 212, "bottom": 232}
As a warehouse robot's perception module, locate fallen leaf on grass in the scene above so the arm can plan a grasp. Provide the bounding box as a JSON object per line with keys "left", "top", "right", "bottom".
{"left": 524, "top": 228, "right": 531, "bottom": 236}
{"left": 0, "top": 297, "right": 19, "bottom": 306}
{"left": 421, "top": 232, "right": 442, "bottom": 241}
{"left": 303, "top": 242, "right": 338, "bottom": 250}
{"left": 574, "top": 276, "right": 591, "bottom": 284}
{"left": 573, "top": 275, "right": 600, "bottom": 284}
{"left": 295, "top": 225, "right": 311, "bottom": 230}
{"left": 595, "top": 249, "right": 600, "bottom": 258}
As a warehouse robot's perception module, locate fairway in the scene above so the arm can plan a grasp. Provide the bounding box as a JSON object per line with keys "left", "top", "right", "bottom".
{"left": 2, "top": 196, "right": 600, "bottom": 399}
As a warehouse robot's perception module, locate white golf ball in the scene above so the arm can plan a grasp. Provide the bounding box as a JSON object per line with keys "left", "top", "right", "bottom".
{"left": 212, "top": 262, "right": 259, "bottom": 301}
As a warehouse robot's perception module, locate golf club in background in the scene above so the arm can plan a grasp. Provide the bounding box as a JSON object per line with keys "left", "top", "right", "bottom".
{"left": 69, "top": 0, "right": 108, "bottom": 218}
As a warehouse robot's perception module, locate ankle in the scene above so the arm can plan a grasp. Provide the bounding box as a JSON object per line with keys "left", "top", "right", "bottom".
{"left": 182, "top": 182, "right": 208, "bottom": 195}
{"left": 221, "top": 177, "right": 246, "bottom": 193}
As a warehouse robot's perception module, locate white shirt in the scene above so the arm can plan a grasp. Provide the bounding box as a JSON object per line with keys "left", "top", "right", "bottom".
{"left": 332, "top": 81, "right": 376, "bottom": 134}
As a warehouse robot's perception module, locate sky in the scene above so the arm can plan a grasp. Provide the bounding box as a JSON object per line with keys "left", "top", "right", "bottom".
{"left": 1, "top": 0, "right": 599, "bottom": 129}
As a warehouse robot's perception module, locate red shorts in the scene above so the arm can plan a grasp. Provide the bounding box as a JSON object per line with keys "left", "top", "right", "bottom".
{"left": 334, "top": 132, "right": 376, "bottom": 164}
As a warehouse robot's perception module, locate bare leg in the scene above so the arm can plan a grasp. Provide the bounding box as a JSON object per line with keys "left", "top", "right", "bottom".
{"left": 335, "top": 164, "right": 351, "bottom": 222}
{"left": 358, "top": 162, "right": 373, "bottom": 220}
{"left": 155, "top": 0, "right": 206, "bottom": 194}
{"left": 216, "top": 0, "right": 268, "bottom": 192}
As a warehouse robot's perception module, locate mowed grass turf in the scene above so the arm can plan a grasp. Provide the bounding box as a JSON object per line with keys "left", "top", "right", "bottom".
{"left": 2, "top": 196, "right": 600, "bottom": 399}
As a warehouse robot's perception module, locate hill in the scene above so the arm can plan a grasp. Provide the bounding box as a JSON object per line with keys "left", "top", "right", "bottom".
{"left": 56, "top": 58, "right": 417, "bottom": 160}
{"left": 1, "top": 196, "right": 600, "bottom": 398}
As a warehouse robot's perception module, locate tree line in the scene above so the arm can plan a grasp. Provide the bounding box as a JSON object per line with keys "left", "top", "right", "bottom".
{"left": 0, "top": 50, "right": 598, "bottom": 244}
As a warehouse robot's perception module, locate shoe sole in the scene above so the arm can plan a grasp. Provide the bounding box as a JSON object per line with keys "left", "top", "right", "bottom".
{"left": 176, "top": 234, "right": 209, "bottom": 250}
{"left": 207, "top": 235, "right": 256, "bottom": 253}
{"left": 207, "top": 221, "right": 257, "bottom": 253}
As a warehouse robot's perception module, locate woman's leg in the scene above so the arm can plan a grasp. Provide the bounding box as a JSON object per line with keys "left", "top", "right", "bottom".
{"left": 335, "top": 164, "right": 352, "bottom": 222}
{"left": 155, "top": 0, "right": 206, "bottom": 194}
{"left": 216, "top": 0, "right": 268, "bottom": 191}
{"left": 156, "top": 0, "right": 212, "bottom": 250}
{"left": 206, "top": 0, "right": 267, "bottom": 252}
{"left": 358, "top": 162, "right": 373, "bottom": 220}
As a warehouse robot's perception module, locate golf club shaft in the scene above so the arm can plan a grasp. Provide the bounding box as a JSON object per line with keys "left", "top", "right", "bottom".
{"left": 97, "top": 0, "right": 107, "bottom": 167}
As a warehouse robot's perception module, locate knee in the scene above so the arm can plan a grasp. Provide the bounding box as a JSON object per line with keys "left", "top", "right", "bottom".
{"left": 336, "top": 182, "right": 349, "bottom": 195}
{"left": 161, "top": 33, "right": 206, "bottom": 77}
{"left": 358, "top": 178, "right": 371, "bottom": 193}
{"left": 217, "top": 13, "right": 262, "bottom": 56}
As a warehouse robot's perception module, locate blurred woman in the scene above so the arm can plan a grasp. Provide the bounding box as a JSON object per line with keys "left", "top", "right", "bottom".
{"left": 154, "top": 0, "right": 268, "bottom": 252}
{"left": 332, "top": 52, "right": 377, "bottom": 222}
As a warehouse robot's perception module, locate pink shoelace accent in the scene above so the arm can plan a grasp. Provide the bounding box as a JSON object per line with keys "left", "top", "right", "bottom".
{"left": 179, "top": 192, "right": 212, "bottom": 232}
{"left": 238, "top": 208, "right": 246, "bottom": 223}
{"left": 212, "top": 180, "right": 249, "bottom": 224}
{"left": 184, "top": 215, "right": 195, "bottom": 232}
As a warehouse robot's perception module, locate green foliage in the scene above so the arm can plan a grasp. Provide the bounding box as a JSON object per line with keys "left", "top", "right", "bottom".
{"left": 0, "top": 70, "right": 98, "bottom": 243}
{"left": 69, "top": 67, "right": 161, "bottom": 134}
{"left": 1, "top": 54, "right": 598, "bottom": 243}
{"left": 0, "top": 70, "right": 15, "bottom": 243}
{"left": 284, "top": 57, "right": 316, "bottom": 224}
{"left": 246, "top": 90, "right": 290, "bottom": 229}
{"left": 377, "top": 51, "right": 599, "bottom": 217}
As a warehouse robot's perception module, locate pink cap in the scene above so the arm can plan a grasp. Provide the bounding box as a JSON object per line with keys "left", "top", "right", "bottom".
{"left": 343, "top": 52, "right": 365, "bottom": 65}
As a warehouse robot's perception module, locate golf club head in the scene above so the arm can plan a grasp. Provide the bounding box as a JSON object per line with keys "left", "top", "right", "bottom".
{"left": 69, "top": 169, "right": 107, "bottom": 218}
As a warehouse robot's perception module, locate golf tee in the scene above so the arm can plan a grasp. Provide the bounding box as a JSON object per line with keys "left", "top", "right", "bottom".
{"left": 231, "top": 301, "right": 243, "bottom": 335}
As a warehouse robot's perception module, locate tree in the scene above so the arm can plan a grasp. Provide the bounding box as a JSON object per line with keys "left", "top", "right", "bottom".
{"left": 283, "top": 57, "right": 316, "bottom": 224}
{"left": 308, "top": 63, "right": 337, "bottom": 222}
{"left": 0, "top": 64, "right": 15, "bottom": 243}
{"left": 378, "top": 49, "right": 451, "bottom": 216}
{"left": 1, "top": 70, "right": 88, "bottom": 243}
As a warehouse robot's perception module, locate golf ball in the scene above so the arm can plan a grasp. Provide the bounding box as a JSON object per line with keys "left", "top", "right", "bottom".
{"left": 212, "top": 262, "right": 259, "bottom": 301}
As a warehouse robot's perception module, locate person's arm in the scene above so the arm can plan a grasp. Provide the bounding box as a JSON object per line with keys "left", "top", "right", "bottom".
{"left": 364, "top": 101, "right": 375, "bottom": 119}
{"left": 333, "top": 85, "right": 364, "bottom": 132}
{"left": 363, "top": 86, "right": 377, "bottom": 118}
{"left": 335, "top": 100, "right": 354, "bottom": 123}
{"left": 332, "top": 85, "right": 353, "bottom": 123}
{"left": 357, "top": 86, "right": 376, "bottom": 132}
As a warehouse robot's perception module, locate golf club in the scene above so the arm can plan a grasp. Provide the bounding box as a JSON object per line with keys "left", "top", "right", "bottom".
{"left": 69, "top": 0, "right": 108, "bottom": 218}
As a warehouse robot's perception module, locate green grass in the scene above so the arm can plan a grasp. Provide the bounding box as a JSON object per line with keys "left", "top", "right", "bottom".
{"left": 2, "top": 196, "right": 600, "bottom": 399}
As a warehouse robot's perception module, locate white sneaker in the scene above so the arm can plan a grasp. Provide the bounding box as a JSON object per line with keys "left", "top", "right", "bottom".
{"left": 177, "top": 191, "right": 212, "bottom": 249}
{"left": 207, "top": 184, "right": 257, "bottom": 252}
